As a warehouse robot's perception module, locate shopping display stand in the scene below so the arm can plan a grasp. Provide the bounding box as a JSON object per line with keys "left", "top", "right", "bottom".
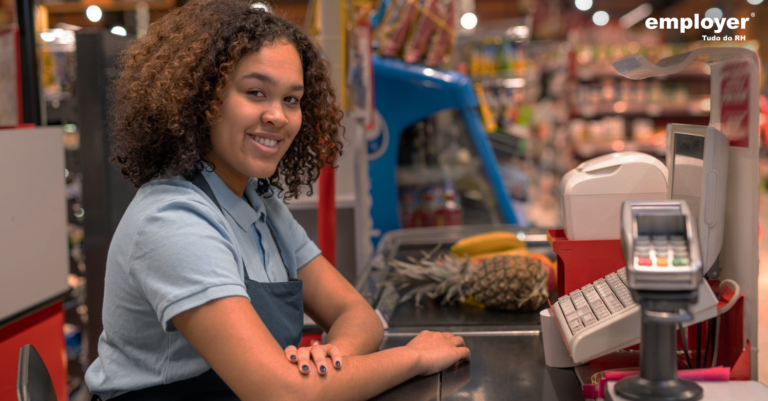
{"left": 546, "top": 48, "right": 761, "bottom": 396}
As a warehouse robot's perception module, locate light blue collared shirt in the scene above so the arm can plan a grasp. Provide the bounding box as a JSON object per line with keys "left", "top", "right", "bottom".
{"left": 85, "top": 168, "right": 321, "bottom": 398}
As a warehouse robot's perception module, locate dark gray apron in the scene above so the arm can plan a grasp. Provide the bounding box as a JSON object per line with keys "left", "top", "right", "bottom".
{"left": 106, "top": 173, "right": 304, "bottom": 400}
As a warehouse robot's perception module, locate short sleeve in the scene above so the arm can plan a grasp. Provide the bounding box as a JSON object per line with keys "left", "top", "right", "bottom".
{"left": 267, "top": 191, "right": 321, "bottom": 270}
{"left": 130, "top": 194, "right": 249, "bottom": 332}
{"left": 290, "top": 212, "right": 322, "bottom": 269}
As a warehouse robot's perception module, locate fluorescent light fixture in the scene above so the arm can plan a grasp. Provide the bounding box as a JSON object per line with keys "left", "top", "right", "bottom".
{"left": 86, "top": 5, "right": 102, "bottom": 22}
{"left": 460, "top": 12, "right": 478, "bottom": 30}
{"left": 575, "top": 0, "right": 593, "bottom": 11}
{"left": 593, "top": 11, "right": 609, "bottom": 26}
{"left": 252, "top": 2, "right": 270, "bottom": 12}
{"left": 503, "top": 78, "right": 526, "bottom": 88}
{"left": 705, "top": 8, "right": 723, "bottom": 20}
{"left": 619, "top": 3, "right": 653, "bottom": 29}
{"left": 748, "top": 0, "right": 763, "bottom": 5}
{"left": 111, "top": 26, "right": 127, "bottom": 36}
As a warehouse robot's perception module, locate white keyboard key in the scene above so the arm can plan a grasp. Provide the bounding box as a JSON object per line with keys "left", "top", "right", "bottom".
{"left": 580, "top": 314, "right": 597, "bottom": 327}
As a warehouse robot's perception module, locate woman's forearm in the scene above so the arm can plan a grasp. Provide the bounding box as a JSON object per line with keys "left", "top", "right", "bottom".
{"left": 325, "top": 304, "right": 384, "bottom": 356}
{"left": 267, "top": 346, "right": 422, "bottom": 401}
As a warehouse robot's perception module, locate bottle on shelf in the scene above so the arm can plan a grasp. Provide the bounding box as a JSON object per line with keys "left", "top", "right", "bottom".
{"left": 437, "top": 189, "right": 463, "bottom": 226}
{"left": 419, "top": 188, "right": 440, "bottom": 227}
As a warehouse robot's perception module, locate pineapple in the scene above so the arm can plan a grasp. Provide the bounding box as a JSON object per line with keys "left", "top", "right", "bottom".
{"left": 380, "top": 245, "right": 549, "bottom": 311}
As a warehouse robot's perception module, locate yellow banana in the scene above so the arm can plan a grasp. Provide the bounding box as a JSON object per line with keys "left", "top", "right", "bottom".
{"left": 450, "top": 231, "right": 527, "bottom": 256}
{"left": 469, "top": 248, "right": 529, "bottom": 262}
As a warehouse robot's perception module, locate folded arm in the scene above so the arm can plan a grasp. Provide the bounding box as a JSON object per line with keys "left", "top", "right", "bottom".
{"left": 173, "top": 296, "right": 467, "bottom": 401}
{"left": 298, "top": 255, "right": 384, "bottom": 356}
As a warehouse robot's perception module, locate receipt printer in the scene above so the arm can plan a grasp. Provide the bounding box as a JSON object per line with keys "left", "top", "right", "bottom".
{"left": 562, "top": 151, "right": 668, "bottom": 240}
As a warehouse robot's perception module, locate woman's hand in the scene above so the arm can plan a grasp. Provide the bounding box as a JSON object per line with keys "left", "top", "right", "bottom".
{"left": 284, "top": 341, "right": 342, "bottom": 376}
{"left": 405, "top": 331, "right": 471, "bottom": 376}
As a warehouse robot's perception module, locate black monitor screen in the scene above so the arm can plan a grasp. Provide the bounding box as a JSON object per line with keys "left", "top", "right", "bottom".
{"left": 674, "top": 133, "right": 705, "bottom": 160}
{"left": 636, "top": 214, "right": 687, "bottom": 236}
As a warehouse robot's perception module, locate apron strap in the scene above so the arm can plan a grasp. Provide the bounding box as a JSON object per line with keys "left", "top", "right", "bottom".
{"left": 186, "top": 170, "right": 293, "bottom": 280}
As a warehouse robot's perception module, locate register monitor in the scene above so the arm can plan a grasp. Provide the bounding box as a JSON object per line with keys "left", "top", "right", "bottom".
{"left": 665, "top": 124, "right": 729, "bottom": 275}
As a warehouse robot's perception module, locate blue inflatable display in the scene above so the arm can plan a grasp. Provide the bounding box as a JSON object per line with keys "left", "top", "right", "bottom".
{"left": 367, "top": 56, "right": 518, "bottom": 247}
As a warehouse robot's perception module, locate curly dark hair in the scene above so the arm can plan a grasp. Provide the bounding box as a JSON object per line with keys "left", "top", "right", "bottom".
{"left": 110, "top": 0, "right": 343, "bottom": 199}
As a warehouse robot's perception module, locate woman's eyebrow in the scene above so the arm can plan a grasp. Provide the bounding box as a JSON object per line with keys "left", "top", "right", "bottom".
{"left": 241, "top": 72, "right": 304, "bottom": 91}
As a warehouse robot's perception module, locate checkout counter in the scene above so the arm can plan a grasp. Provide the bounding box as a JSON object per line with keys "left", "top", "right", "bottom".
{"left": 355, "top": 225, "right": 585, "bottom": 401}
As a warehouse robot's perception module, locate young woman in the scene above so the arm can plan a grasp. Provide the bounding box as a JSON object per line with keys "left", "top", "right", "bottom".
{"left": 84, "top": 1, "right": 469, "bottom": 399}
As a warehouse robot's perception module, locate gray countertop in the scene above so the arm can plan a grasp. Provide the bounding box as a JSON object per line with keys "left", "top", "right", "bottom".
{"left": 372, "top": 330, "right": 584, "bottom": 401}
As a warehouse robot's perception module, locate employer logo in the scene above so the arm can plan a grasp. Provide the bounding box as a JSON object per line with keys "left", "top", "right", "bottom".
{"left": 645, "top": 15, "right": 750, "bottom": 34}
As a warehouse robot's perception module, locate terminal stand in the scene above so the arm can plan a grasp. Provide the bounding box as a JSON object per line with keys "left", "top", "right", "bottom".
{"left": 615, "top": 291, "right": 702, "bottom": 401}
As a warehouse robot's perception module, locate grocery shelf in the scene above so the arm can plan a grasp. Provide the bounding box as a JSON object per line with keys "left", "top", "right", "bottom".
{"left": 575, "top": 63, "right": 710, "bottom": 81}
{"left": 573, "top": 141, "right": 665, "bottom": 159}
{"left": 573, "top": 101, "right": 709, "bottom": 119}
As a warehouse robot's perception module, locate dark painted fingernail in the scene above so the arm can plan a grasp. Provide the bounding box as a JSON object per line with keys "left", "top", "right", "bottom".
{"left": 335, "top": 361, "right": 341, "bottom": 367}
{"left": 302, "top": 365, "right": 309, "bottom": 371}
{"left": 320, "top": 366, "right": 327, "bottom": 372}
{"left": 290, "top": 355, "right": 296, "bottom": 360}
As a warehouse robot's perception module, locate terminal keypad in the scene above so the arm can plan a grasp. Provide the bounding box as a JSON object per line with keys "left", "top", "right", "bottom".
{"left": 556, "top": 267, "right": 636, "bottom": 336}
{"left": 633, "top": 235, "right": 689, "bottom": 269}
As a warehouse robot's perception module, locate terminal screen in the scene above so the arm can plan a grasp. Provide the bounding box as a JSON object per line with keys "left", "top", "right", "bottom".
{"left": 671, "top": 133, "right": 705, "bottom": 219}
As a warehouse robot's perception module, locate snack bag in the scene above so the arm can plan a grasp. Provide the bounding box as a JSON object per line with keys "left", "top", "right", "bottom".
{"left": 425, "top": 0, "right": 456, "bottom": 67}
{"left": 403, "top": 0, "right": 441, "bottom": 64}
{"left": 374, "top": 0, "right": 405, "bottom": 47}
{"left": 380, "top": 0, "right": 420, "bottom": 57}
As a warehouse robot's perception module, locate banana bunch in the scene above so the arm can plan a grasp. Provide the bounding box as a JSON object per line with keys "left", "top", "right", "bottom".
{"left": 450, "top": 231, "right": 527, "bottom": 258}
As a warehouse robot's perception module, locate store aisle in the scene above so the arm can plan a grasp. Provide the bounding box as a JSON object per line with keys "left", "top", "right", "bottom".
{"left": 760, "top": 192, "right": 768, "bottom": 385}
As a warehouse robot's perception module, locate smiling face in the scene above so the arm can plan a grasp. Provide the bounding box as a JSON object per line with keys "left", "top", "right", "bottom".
{"left": 207, "top": 40, "right": 304, "bottom": 195}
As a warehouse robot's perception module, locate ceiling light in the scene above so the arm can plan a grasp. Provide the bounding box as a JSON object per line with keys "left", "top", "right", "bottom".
{"left": 111, "top": 26, "right": 127, "bottom": 36}
{"left": 575, "top": 0, "right": 593, "bottom": 11}
{"left": 86, "top": 5, "right": 102, "bottom": 23}
{"left": 748, "top": 0, "right": 763, "bottom": 5}
{"left": 252, "top": 2, "right": 270, "bottom": 12}
{"left": 705, "top": 8, "right": 723, "bottom": 20}
{"left": 507, "top": 26, "right": 529, "bottom": 39}
{"left": 461, "top": 13, "right": 478, "bottom": 30}
{"left": 593, "top": 11, "right": 609, "bottom": 27}
{"left": 40, "top": 32, "right": 56, "bottom": 42}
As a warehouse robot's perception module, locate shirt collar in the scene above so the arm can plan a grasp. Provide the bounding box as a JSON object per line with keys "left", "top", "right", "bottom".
{"left": 200, "top": 164, "right": 261, "bottom": 232}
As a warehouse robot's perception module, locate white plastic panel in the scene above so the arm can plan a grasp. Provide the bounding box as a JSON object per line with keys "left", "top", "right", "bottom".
{"left": 0, "top": 127, "right": 69, "bottom": 322}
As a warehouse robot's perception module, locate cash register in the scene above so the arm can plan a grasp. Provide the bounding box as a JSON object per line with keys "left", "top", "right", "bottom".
{"left": 551, "top": 124, "right": 729, "bottom": 364}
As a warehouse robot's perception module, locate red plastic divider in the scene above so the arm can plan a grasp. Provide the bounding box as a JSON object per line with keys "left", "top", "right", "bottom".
{"left": 547, "top": 229, "right": 625, "bottom": 295}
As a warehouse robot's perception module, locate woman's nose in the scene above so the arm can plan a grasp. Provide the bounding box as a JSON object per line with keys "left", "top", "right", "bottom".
{"left": 261, "top": 101, "right": 288, "bottom": 128}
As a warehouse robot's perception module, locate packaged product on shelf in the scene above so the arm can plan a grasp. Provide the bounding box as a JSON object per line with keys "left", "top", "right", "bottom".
{"left": 437, "top": 188, "right": 463, "bottom": 226}
{"left": 379, "top": 0, "right": 419, "bottom": 58}
{"left": 424, "top": 0, "right": 456, "bottom": 67}
{"left": 374, "top": 0, "right": 405, "bottom": 51}
{"left": 403, "top": 0, "right": 441, "bottom": 64}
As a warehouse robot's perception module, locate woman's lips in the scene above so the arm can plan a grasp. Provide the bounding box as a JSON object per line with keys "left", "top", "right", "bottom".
{"left": 247, "top": 133, "right": 281, "bottom": 155}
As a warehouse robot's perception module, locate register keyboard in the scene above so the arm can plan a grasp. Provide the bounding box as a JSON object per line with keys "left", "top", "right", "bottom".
{"left": 551, "top": 267, "right": 718, "bottom": 364}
